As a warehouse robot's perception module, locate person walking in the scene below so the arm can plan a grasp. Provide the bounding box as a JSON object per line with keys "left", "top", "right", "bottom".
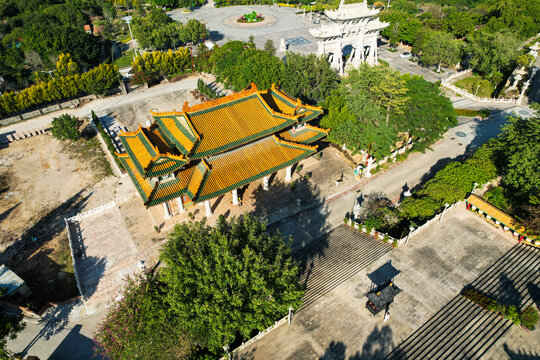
{"left": 384, "top": 311, "right": 391, "bottom": 322}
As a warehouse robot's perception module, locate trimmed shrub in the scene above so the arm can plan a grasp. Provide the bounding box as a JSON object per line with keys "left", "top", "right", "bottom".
{"left": 51, "top": 114, "right": 81, "bottom": 141}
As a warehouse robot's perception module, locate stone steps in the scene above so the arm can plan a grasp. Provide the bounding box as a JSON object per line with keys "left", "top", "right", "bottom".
{"left": 387, "top": 244, "right": 540, "bottom": 360}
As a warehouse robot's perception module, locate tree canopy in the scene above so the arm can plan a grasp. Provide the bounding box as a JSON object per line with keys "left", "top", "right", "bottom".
{"left": 160, "top": 215, "right": 304, "bottom": 352}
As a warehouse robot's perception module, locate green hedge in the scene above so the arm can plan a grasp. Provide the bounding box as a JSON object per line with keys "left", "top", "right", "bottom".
{"left": 91, "top": 110, "right": 124, "bottom": 173}
{"left": 455, "top": 108, "right": 492, "bottom": 118}
{"left": 462, "top": 288, "right": 539, "bottom": 329}
{"left": 0, "top": 64, "right": 119, "bottom": 118}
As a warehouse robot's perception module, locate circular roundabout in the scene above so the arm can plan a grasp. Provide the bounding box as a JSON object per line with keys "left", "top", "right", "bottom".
{"left": 222, "top": 13, "right": 278, "bottom": 28}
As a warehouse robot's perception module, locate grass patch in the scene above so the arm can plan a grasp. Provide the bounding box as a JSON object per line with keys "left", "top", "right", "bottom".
{"left": 62, "top": 123, "right": 113, "bottom": 180}
{"left": 113, "top": 51, "right": 134, "bottom": 69}
{"left": 454, "top": 75, "right": 495, "bottom": 98}
{"left": 455, "top": 108, "right": 491, "bottom": 117}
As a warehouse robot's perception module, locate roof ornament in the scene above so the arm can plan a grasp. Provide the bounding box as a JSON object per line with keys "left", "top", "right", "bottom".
{"left": 250, "top": 82, "right": 258, "bottom": 91}
{"left": 183, "top": 102, "right": 189, "bottom": 112}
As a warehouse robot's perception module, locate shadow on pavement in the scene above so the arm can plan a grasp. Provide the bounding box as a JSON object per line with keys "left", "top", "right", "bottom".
{"left": 48, "top": 324, "right": 105, "bottom": 360}
{"left": 319, "top": 325, "right": 394, "bottom": 360}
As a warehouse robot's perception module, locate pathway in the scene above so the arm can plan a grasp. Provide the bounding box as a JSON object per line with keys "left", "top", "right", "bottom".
{"left": 388, "top": 243, "right": 540, "bottom": 359}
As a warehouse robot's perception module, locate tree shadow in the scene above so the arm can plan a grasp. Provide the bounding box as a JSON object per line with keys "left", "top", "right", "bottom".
{"left": 48, "top": 324, "right": 105, "bottom": 360}
{"left": 319, "top": 325, "right": 394, "bottom": 360}
{"left": 495, "top": 273, "right": 523, "bottom": 307}
{"left": 1, "top": 191, "right": 90, "bottom": 308}
{"left": 526, "top": 283, "right": 540, "bottom": 310}
{"left": 209, "top": 30, "right": 224, "bottom": 42}
{"left": 0, "top": 203, "right": 19, "bottom": 222}
{"left": 17, "top": 300, "right": 79, "bottom": 357}
{"left": 503, "top": 343, "right": 540, "bottom": 360}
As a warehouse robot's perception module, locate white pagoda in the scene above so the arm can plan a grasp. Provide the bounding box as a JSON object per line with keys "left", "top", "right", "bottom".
{"left": 309, "top": 0, "right": 389, "bottom": 73}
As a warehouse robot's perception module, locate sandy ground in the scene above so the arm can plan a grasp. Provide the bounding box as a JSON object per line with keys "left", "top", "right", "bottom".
{"left": 0, "top": 133, "right": 122, "bottom": 307}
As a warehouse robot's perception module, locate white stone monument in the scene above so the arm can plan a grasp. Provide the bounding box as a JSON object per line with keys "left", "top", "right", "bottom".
{"left": 279, "top": 38, "right": 288, "bottom": 52}
{"left": 309, "top": 0, "right": 388, "bottom": 74}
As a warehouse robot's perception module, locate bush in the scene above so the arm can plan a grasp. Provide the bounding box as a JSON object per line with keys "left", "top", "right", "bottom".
{"left": 383, "top": 234, "right": 389, "bottom": 243}
{"left": 289, "top": 181, "right": 297, "bottom": 191}
{"left": 51, "top": 114, "right": 81, "bottom": 141}
{"left": 521, "top": 306, "right": 539, "bottom": 330}
{"left": 295, "top": 164, "right": 303, "bottom": 173}
{"left": 304, "top": 173, "right": 312, "bottom": 181}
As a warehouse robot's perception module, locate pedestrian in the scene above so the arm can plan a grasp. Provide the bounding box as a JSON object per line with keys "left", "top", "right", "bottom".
{"left": 384, "top": 311, "right": 390, "bottom": 322}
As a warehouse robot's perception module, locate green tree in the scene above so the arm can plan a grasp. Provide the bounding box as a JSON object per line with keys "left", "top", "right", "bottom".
{"left": 393, "top": 75, "right": 456, "bottom": 150}
{"left": 420, "top": 31, "right": 461, "bottom": 71}
{"left": 467, "top": 31, "right": 520, "bottom": 77}
{"left": 160, "top": 215, "right": 303, "bottom": 352}
{"left": 345, "top": 64, "right": 409, "bottom": 123}
{"left": 263, "top": 39, "right": 276, "bottom": 56}
{"left": 281, "top": 53, "right": 339, "bottom": 104}
{"left": 94, "top": 273, "right": 194, "bottom": 360}
{"left": 51, "top": 113, "right": 81, "bottom": 141}
{"left": 0, "top": 311, "right": 24, "bottom": 359}
{"left": 495, "top": 116, "right": 540, "bottom": 205}
{"left": 442, "top": 11, "right": 475, "bottom": 38}
{"left": 55, "top": 53, "right": 80, "bottom": 77}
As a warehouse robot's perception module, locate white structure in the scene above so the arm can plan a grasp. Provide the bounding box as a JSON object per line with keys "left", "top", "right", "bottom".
{"left": 309, "top": 0, "right": 388, "bottom": 74}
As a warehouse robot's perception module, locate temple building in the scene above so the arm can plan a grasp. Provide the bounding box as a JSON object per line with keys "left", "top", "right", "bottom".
{"left": 117, "top": 83, "right": 328, "bottom": 218}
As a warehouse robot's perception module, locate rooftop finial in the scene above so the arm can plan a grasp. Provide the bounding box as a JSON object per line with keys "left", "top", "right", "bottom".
{"left": 183, "top": 102, "right": 189, "bottom": 112}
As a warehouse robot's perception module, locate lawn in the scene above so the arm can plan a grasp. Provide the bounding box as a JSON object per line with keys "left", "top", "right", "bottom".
{"left": 113, "top": 51, "right": 135, "bottom": 69}
{"left": 454, "top": 75, "right": 495, "bottom": 98}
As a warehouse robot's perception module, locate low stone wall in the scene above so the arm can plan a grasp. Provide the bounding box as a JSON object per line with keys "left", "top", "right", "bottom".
{"left": 222, "top": 313, "right": 291, "bottom": 359}
{"left": 65, "top": 218, "right": 85, "bottom": 301}
{"left": 0, "top": 94, "right": 97, "bottom": 127}
{"left": 345, "top": 201, "right": 464, "bottom": 247}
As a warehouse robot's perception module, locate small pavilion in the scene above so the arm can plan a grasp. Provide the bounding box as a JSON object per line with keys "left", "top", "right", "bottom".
{"left": 117, "top": 83, "right": 328, "bottom": 218}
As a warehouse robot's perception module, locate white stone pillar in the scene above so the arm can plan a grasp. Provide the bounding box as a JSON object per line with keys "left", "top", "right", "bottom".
{"left": 285, "top": 166, "right": 293, "bottom": 182}
{"left": 263, "top": 176, "right": 269, "bottom": 191}
{"left": 162, "top": 202, "right": 171, "bottom": 219}
{"left": 232, "top": 189, "right": 239, "bottom": 206}
{"left": 176, "top": 196, "right": 184, "bottom": 213}
{"left": 204, "top": 200, "right": 213, "bottom": 217}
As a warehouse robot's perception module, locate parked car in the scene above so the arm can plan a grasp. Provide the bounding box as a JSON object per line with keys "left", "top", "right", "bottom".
{"left": 400, "top": 52, "right": 412, "bottom": 59}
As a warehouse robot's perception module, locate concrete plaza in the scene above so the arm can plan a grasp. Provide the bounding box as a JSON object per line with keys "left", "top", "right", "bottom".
{"left": 236, "top": 206, "right": 540, "bottom": 359}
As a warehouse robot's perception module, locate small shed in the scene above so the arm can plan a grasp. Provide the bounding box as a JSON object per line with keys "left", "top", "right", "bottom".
{"left": 0, "top": 265, "right": 31, "bottom": 301}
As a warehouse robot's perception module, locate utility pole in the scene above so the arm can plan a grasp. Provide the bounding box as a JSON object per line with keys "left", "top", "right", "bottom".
{"left": 122, "top": 16, "right": 138, "bottom": 62}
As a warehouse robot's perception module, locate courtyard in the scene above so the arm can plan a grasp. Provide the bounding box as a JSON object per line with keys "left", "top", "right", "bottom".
{"left": 236, "top": 206, "right": 540, "bottom": 359}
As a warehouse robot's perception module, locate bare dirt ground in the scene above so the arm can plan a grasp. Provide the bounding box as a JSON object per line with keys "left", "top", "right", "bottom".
{"left": 0, "top": 130, "right": 119, "bottom": 309}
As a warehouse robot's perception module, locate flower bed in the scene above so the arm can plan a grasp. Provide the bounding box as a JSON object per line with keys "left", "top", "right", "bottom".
{"left": 238, "top": 11, "right": 264, "bottom": 23}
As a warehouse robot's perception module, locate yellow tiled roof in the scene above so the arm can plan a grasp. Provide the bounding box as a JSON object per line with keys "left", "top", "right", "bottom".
{"left": 187, "top": 93, "right": 299, "bottom": 157}
{"left": 467, "top": 195, "right": 527, "bottom": 234}
{"left": 197, "top": 136, "right": 316, "bottom": 201}
{"left": 117, "top": 154, "right": 154, "bottom": 200}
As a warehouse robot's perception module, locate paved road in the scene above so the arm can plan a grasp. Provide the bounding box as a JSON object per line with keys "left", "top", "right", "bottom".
{"left": 0, "top": 76, "right": 198, "bottom": 141}
{"left": 273, "top": 107, "right": 524, "bottom": 248}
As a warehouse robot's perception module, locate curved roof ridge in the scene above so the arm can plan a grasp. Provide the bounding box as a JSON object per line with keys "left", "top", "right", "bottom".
{"left": 182, "top": 83, "right": 260, "bottom": 113}
{"left": 273, "top": 135, "right": 318, "bottom": 151}
{"left": 255, "top": 92, "right": 300, "bottom": 121}
{"left": 271, "top": 84, "right": 323, "bottom": 112}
